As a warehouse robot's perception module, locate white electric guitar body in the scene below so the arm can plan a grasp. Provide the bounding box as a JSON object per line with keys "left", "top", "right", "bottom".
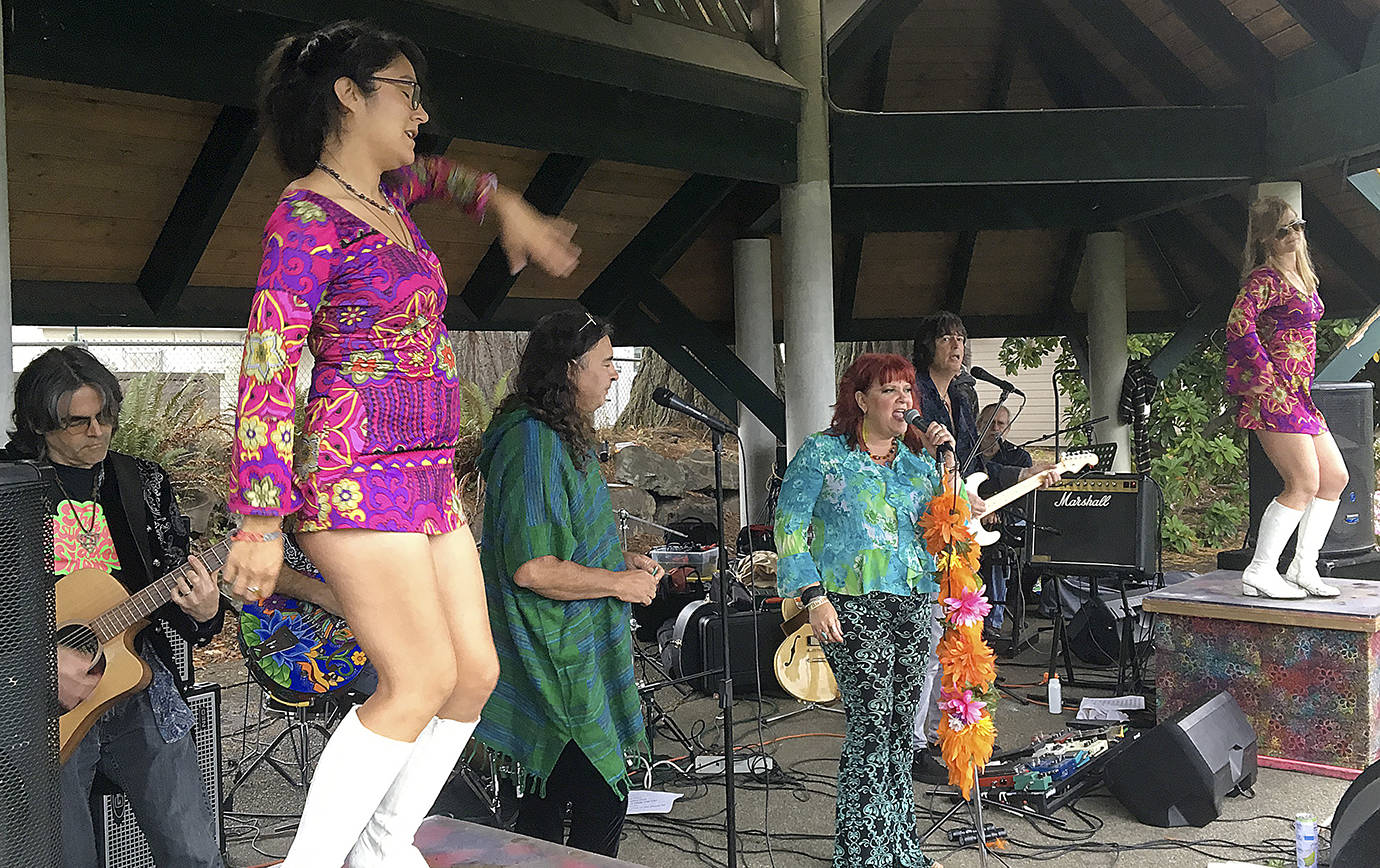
{"left": 962, "top": 453, "right": 1100, "bottom": 546}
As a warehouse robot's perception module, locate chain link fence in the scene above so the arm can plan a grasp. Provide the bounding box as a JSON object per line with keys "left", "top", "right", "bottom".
{"left": 13, "top": 336, "right": 644, "bottom": 425}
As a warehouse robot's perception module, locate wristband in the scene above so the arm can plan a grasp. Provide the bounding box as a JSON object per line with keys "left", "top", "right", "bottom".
{"left": 800, "top": 584, "right": 826, "bottom": 604}
{"left": 232, "top": 530, "right": 284, "bottom": 543}
{"left": 805, "top": 596, "right": 831, "bottom": 612}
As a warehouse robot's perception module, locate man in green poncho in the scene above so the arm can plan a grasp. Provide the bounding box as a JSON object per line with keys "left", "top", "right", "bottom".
{"left": 476, "top": 310, "right": 660, "bottom": 857}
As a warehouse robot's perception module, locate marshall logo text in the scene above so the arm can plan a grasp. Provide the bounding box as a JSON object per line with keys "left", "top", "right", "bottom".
{"left": 1053, "top": 491, "right": 1113, "bottom": 508}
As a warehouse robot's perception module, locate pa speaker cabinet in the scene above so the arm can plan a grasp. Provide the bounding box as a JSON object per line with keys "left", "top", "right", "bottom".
{"left": 1331, "top": 760, "right": 1380, "bottom": 868}
{"left": 1103, "top": 691, "right": 1257, "bottom": 827}
{"left": 93, "top": 683, "right": 223, "bottom": 867}
{"left": 0, "top": 462, "right": 59, "bottom": 868}
{"left": 1027, "top": 474, "right": 1159, "bottom": 576}
{"left": 1246, "top": 381, "right": 1375, "bottom": 557}
{"left": 667, "top": 601, "right": 786, "bottom": 696}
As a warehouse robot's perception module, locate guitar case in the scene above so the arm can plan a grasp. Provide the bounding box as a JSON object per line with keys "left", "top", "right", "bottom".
{"left": 658, "top": 599, "right": 784, "bottom": 696}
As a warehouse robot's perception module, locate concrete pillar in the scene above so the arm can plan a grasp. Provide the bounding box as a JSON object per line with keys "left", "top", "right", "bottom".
{"left": 778, "top": 0, "right": 836, "bottom": 457}
{"left": 0, "top": 25, "right": 13, "bottom": 443}
{"left": 1251, "top": 181, "right": 1302, "bottom": 216}
{"left": 1083, "top": 231, "right": 1133, "bottom": 472}
{"left": 733, "top": 238, "right": 776, "bottom": 526}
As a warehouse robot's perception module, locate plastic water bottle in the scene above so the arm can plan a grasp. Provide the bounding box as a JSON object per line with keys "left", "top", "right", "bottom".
{"left": 1047, "top": 673, "right": 1062, "bottom": 714}
{"left": 1295, "top": 812, "right": 1318, "bottom": 867}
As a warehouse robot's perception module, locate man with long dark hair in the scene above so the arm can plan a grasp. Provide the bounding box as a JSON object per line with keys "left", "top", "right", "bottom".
{"left": 5, "top": 346, "right": 224, "bottom": 867}
{"left": 475, "top": 311, "right": 660, "bottom": 857}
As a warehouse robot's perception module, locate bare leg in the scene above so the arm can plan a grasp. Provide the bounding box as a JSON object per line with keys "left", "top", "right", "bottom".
{"left": 349, "top": 524, "right": 499, "bottom": 868}
{"left": 1255, "top": 430, "right": 1322, "bottom": 509}
{"left": 301, "top": 530, "right": 458, "bottom": 738}
{"left": 279, "top": 530, "right": 457, "bottom": 867}
{"left": 1281, "top": 431, "right": 1350, "bottom": 596}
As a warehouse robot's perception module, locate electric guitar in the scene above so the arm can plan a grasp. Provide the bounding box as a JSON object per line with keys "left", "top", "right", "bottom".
{"left": 773, "top": 597, "right": 840, "bottom": 703}
{"left": 57, "top": 538, "right": 364, "bottom": 762}
{"left": 963, "top": 452, "right": 1099, "bottom": 546}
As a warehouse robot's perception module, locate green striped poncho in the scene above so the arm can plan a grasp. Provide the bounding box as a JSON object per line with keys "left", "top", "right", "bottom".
{"left": 475, "top": 407, "right": 646, "bottom": 798}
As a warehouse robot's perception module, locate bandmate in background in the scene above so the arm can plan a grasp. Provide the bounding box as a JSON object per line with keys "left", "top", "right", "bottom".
{"left": 775, "top": 352, "right": 961, "bottom": 868}
{"left": 910, "top": 313, "right": 1054, "bottom": 782}
{"left": 1226, "top": 196, "right": 1346, "bottom": 600}
{"left": 4, "top": 347, "right": 224, "bottom": 868}
{"left": 476, "top": 311, "right": 658, "bottom": 857}
{"left": 220, "top": 21, "right": 581, "bottom": 867}
{"left": 975, "top": 402, "right": 1033, "bottom": 641}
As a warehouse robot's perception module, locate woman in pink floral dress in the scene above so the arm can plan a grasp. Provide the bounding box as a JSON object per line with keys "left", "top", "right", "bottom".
{"left": 1225, "top": 196, "right": 1347, "bottom": 600}
{"left": 220, "top": 21, "right": 580, "bottom": 868}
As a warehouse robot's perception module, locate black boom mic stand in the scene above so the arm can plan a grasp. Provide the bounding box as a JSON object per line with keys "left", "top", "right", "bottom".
{"left": 650, "top": 387, "right": 738, "bottom": 864}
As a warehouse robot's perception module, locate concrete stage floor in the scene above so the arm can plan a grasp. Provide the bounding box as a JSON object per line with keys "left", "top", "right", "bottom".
{"left": 210, "top": 614, "right": 1351, "bottom": 868}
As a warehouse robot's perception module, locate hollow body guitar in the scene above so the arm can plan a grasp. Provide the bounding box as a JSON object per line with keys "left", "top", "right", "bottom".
{"left": 962, "top": 452, "right": 1100, "bottom": 546}
{"left": 56, "top": 537, "right": 362, "bottom": 763}
{"left": 774, "top": 597, "right": 841, "bottom": 703}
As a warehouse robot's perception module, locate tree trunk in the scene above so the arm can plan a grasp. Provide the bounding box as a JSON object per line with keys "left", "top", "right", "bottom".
{"left": 834, "top": 341, "right": 915, "bottom": 376}
{"left": 451, "top": 331, "right": 525, "bottom": 395}
{"left": 615, "top": 349, "right": 717, "bottom": 429}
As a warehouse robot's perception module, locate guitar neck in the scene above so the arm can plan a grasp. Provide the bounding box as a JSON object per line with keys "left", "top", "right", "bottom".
{"left": 977, "top": 456, "right": 1094, "bottom": 514}
{"left": 90, "top": 538, "right": 233, "bottom": 644}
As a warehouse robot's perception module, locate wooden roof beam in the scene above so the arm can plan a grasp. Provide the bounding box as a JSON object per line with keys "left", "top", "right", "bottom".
{"left": 1066, "top": 0, "right": 1211, "bottom": 106}
{"left": 136, "top": 105, "right": 258, "bottom": 319}
{"left": 1275, "top": 0, "right": 1369, "bottom": 72}
{"left": 1158, "top": 0, "right": 1274, "bottom": 100}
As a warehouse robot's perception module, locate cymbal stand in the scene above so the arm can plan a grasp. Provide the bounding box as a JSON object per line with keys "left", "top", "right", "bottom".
{"left": 617, "top": 508, "right": 688, "bottom": 548}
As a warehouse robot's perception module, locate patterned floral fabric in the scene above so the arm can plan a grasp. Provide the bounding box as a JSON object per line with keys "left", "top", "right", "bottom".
{"left": 229, "top": 156, "right": 494, "bottom": 532}
{"left": 1154, "top": 616, "right": 1380, "bottom": 768}
{"left": 775, "top": 432, "right": 941, "bottom": 598}
{"left": 1225, "top": 266, "right": 1327, "bottom": 434}
{"left": 822, "top": 592, "right": 936, "bottom": 868}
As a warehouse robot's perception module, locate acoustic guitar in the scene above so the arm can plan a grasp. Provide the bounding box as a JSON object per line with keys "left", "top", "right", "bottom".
{"left": 773, "top": 596, "right": 840, "bottom": 703}
{"left": 962, "top": 452, "right": 1099, "bottom": 546}
{"left": 57, "top": 538, "right": 363, "bottom": 762}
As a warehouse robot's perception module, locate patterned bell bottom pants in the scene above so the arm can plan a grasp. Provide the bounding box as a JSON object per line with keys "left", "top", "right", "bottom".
{"left": 820, "top": 591, "right": 936, "bottom": 868}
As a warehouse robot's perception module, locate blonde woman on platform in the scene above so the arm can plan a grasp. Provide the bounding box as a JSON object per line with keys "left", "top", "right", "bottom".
{"left": 1225, "top": 196, "right": 1347, "bottom": 600}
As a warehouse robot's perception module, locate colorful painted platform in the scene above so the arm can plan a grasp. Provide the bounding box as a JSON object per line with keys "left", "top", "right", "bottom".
{"left": 1145, "top": 570, "right": 1380, "bottom": 771}
{"left": 415, "top": 816, "right": 645, "bottom": 867}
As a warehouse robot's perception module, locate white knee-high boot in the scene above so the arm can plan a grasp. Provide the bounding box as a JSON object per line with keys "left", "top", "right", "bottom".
{"left": 1284, "top": 497, "right": 1342, "bottom": 597}
{"left": 347, "top": 716, "right": 479, "bottom": 868}
{"left": 1241, "top": 499, "right": 1307, "bottom": 599}
{"left": 279, "top": 706, "right": 415, "bottom": 867}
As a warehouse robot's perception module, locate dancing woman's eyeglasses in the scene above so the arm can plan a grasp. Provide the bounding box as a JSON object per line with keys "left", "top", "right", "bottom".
{"left": 1276, "top": 219, "right": 1306, "bottom": 240}
{"left": 370, "top": 76, "right": 423, "bottom": 110}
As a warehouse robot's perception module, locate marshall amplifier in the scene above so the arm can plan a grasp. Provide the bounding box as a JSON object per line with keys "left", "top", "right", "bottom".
{"left": 1027, "top": 474, "right": 1160, "bottom": 575}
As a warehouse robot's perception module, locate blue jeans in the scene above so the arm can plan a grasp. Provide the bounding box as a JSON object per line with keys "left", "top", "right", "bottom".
{"left": 60, "top": 689, "right": 222, "bottom": 868}
{"left": 986, "top": 563, "right": 1009, "bottom": 631}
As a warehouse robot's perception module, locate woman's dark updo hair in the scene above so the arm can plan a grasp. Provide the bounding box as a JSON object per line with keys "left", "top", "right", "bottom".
{"left": 8, "top": 346, "right": 123, "bottom": 460}
{"left": 258, "top": 20, "right": 427, "bottom": 176}
{"left": 500, "top": 310, "right": 614, "bottom": 471}
{"left": 912, "top": 310, "right": 967, "bottom": 372}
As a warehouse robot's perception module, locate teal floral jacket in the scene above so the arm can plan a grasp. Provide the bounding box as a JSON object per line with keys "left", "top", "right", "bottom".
{"left": 774, "top": 431, "right": 942, "bottom": 598}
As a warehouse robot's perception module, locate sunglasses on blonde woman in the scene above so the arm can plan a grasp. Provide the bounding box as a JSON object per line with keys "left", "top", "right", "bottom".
{"left": 1275, "top": 219, "right": 1306, "bottom": 240}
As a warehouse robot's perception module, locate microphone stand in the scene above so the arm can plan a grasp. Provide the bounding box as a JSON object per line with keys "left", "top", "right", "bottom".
{"left": 709, "top": 426, "right": 738, "bottom": 865}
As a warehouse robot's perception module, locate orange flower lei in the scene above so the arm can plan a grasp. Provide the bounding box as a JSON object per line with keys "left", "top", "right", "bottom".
{"left": 923, "top": 476, "right": 997, "bottom": 799}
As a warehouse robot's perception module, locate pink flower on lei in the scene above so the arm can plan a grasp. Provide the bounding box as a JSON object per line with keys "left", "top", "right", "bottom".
{"left": 943, "top": 586, "right": 991, "bottom": 628}
{"left": 941, "top": 688, "right": 987, "bottom": 729}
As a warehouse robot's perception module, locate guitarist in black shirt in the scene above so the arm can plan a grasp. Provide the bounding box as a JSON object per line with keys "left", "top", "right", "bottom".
{"left": 5, "top": 346, "right": 225, "bottom": 868}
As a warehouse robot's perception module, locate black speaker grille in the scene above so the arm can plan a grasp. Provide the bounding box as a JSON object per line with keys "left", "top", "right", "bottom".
{"left": 0, "top": 464, "right": 60, "bottom": 867}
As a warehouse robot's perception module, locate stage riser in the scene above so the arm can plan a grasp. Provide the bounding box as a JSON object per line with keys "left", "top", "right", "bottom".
{"left": 1154, "top": 617, "right": 1380, "bottom": 769}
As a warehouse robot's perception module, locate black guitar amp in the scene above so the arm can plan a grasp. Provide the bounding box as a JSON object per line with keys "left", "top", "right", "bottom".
{"left": 1027, "top": 474, "right": 1160, "bottom": 575}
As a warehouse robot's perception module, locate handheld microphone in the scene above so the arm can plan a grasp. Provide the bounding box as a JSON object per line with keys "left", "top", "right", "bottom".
{"left": 902, "top": 408, "right": 953, "bottom": 456}
{"left": 652, "top": 387, "right": 734, "bottom": 435}
{"left": 970, "top": 366, "right": 1025, "bottom": 397}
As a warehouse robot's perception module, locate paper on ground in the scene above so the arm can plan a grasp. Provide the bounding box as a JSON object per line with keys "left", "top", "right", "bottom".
{"left": 626, "top": 790, "right": 684, "bottom": 815}
{"left": 1076, "top": 695, "right": 1146, "bottom": 722}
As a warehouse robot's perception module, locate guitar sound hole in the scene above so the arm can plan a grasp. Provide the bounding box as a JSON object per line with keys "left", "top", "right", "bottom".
{"left": 55, "top": 623, "right": 101, "bottom": 660}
